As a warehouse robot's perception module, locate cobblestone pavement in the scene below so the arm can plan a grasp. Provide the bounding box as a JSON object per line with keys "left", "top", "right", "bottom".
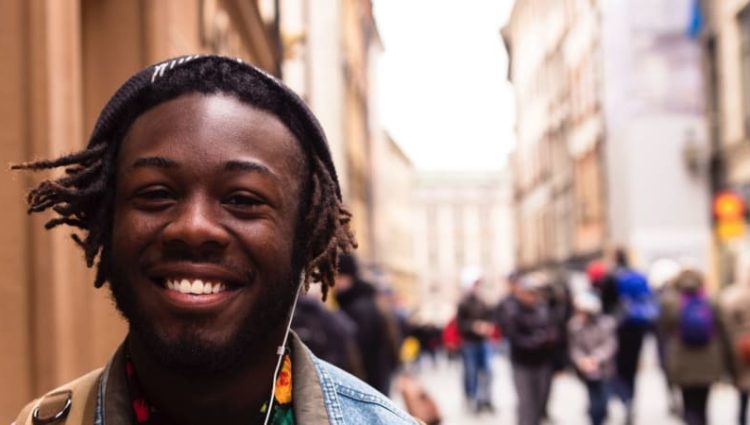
{"left": 393, "top": 337, "right": 739, "bottom": 425}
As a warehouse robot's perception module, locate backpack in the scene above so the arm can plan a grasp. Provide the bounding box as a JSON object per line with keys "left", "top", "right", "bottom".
{"left": 616, "top": 269, "right": 659, "bottom": 327}
{"left": 679, "top": 294, "right": 715, "bottom": 347}
{"left": 14, "top": 368, "right": 101, "bottom": 425}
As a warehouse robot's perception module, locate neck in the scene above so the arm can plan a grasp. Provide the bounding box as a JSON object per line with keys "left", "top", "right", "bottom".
{"left": 127, "top": 328, "right": 287, "bottom": 425}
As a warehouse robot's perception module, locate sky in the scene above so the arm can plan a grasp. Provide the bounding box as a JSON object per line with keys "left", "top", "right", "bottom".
{"left": 373, "top": 0, "right": 517, "bottom": 172}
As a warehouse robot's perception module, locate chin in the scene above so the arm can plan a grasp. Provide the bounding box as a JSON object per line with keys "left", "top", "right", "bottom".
{"left": 109, "top": 276, "right": 297, "bottom": 376}
{"left": 140, "top": 325, "right": 265, "bottom": 376}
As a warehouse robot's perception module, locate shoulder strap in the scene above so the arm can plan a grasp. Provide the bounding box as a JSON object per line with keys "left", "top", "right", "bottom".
{"left": 14, "top": 368, "right": 102, "bottom": 425}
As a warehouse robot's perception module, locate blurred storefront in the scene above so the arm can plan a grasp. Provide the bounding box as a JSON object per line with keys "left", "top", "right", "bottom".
{"left": 0, "top": 0, "right": 280, "bottom": 421}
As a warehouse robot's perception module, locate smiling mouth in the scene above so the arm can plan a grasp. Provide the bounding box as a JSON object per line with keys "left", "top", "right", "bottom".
{"left": 163, "top": 278, "right": 231, "bottom": 295}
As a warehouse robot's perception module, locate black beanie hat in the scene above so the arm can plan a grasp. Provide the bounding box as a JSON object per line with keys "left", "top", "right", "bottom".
{"left": 87, "top": 54, "right": 342, "bottom": 200}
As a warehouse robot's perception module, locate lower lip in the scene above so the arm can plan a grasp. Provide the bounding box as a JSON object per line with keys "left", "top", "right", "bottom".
{"left": 158, "top": 285, "right": 239, "bottom": 310}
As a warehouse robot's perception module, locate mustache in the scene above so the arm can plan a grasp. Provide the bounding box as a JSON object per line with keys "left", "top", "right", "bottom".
{"left": 142, "top": 244, "right": 254, "bottom": 282}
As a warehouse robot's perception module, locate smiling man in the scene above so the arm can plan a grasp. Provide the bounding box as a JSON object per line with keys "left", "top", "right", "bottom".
{"left": 12, "top": 56, "right": 418, "bottom": 425}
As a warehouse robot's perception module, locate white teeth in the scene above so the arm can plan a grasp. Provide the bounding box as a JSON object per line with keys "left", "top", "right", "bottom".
{"left": 179, "top": 279, "right": 191, "bottom": 293}
{"left": 191, "top": 280, "right": 204, "bottom": 294}
{"left": 165, "top": 278, "right": 227, "bottom": 295}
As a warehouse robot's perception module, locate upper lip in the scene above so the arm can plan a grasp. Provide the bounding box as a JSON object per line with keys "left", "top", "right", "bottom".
{"left": 147, "top": 262, "right": 248, "bottom": 287}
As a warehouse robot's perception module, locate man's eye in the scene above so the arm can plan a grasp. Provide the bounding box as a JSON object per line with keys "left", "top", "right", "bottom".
{"left": 132, "top": 187, "right": 176, "bottom": 210}
{"left": 224, "top": 193, "right": 263, "bottom": 208}
{"left": 136, "top": 188, "right": 173, "bottom": 200}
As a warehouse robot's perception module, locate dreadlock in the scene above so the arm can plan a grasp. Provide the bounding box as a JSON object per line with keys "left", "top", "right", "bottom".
{"left": 12, "top": 55, "right": 356, "bottom": 300}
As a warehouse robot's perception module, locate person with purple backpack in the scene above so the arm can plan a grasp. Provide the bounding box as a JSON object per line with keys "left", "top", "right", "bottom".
{"left": 658, "top": 269, "right": 735, "bottom": 425}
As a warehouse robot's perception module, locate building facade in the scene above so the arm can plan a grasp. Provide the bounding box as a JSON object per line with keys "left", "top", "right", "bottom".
{"left": 504, "top": 0, "right": 712, "bottom": 275}
{"left": 503, "top": 0, "right": 605, "bottom": 272}
{"left": 702, "top": 0, "right": 750, "bottom": 286}
{"left": 371, "top": 135, "right": 418, "bottom": 307}
{"left": 413, "top": 172, "right": 514, "bottom": 324}
{"left": 280, "top": 0, "right": 381, "bottom": 265}
{"left": 601, "top": 0, "right": 711, "bottom": 272}
{"left": 0, "top": 1, "right": 280, "bottom": 421}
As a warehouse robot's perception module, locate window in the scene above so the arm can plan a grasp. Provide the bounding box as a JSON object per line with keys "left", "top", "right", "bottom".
{"left": 740, "top": 6, "right": 750, "bottom": 137}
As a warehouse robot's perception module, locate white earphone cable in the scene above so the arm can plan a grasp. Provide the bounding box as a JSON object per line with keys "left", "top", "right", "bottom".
{"left": 262, "top": 279, "right": 305, "bottom": 425}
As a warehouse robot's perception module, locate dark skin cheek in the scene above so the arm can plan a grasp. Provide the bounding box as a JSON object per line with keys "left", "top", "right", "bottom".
{"left": 232, "top": 224, "right": 297, "bottom": 276}
{"left": 111, "top": 210, "right": 160, "bottom": 257}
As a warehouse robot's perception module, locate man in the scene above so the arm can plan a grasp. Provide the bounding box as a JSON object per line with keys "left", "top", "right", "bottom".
{"left": 333, "top": 254, "right": 400, "bottom": 396}
{"left": 610, "top": 248, "right": 658, "bottom": 424}
{"left": 291, "top": 286, "right": 364, "bottom": 378}
{"left": 500, "top": 273, "right": 560, "bottom": 425}
{"left": 12, "top": 55, "right": 418, "bottom": 425}
{"left": 456, "top": 269, "right": 495, "bottom": 413}
{"left": 587, "top": 259, "right": 619, "bottom": 316}
{"left": 660, "top": 269, "right": 733, "bottom": 425}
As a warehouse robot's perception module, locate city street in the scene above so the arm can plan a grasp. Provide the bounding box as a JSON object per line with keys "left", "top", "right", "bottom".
{"left": 394, "top": 337, "right": 739, "bottom": 425}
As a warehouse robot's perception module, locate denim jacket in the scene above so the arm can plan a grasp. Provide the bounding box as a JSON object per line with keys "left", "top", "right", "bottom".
{"left": 15, "top": 332, "right": 418, "bottom": 425}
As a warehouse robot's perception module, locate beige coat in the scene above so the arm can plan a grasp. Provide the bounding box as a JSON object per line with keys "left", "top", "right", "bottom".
{"left": 720, "top": 283, "right": 750, "bottom": 390}
{"left": 659, "top": 289, "right": 734, "bottom": 387}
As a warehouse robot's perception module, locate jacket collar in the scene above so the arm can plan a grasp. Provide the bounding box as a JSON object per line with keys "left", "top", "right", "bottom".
{"left": 289, "top": 331, "right": 332, "bottom": 424}
{"left": 96, "top": 333, "right": 332, "bottom": 425}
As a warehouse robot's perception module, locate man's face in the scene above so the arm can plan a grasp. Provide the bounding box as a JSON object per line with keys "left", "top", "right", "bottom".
{"left": 515, "top": 287, "right": 540, "bottom": 307}
{"left": 110, "top": 93, "right": 306, "bottom": 374}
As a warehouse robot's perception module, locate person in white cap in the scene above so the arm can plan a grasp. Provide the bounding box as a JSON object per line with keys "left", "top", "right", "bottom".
{"left": 568, "top": 291, "right": 617, "bottom": 425}
{"left": 456, "top": 267, "right": 495, "bottom": 413}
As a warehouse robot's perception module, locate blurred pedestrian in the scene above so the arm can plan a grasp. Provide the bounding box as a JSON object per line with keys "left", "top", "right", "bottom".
{"left": 501, "top": 273, "right": 561, "bottom": 425}
{"left": 456, "top": 268, "right": 495, "bottom": 413}
{"left": 611, "top": 248, "right": 658, "bottom": 423}
{"left": 334, "top": 254, "right": 400, "bottom": 395}
{"left": 496, "top": 271, "right": 521, "bottom": 332}
{"left": 659, "top": 269, "right": 734, "bottom": 425}
{"left": 568, "top": 291, "right": 617, "bottom": 425}
{"left": 292, "top": 288, "right": 365, "bottom": 378}
{"left": 587, "top": 259, "right": 619, "bottom": 316}
{"left": 547, "top": 268, "right": 574, "bottom": 372}
{"left": 413, "top": 323, "right": 442, "bottom": 368}
{"left": 442, "top": 316, "right": 463, "bottom": 362}
{"left": 649, "top": 258, "right": 683, "bottom": 416}
{"left": 720, "top": 267, "right": 750, "bottom": 425}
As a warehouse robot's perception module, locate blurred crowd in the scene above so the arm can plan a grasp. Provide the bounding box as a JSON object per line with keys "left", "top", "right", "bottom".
{"left": 292, "top": 249, "right": 750, "bottom": 425}
{"left": 453, "top": 247, "right": 750, "bottom": 425}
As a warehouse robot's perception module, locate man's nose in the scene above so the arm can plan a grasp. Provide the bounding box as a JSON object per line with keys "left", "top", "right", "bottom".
{"left": 162, "top": 197, "right": 230, "bottom": 253}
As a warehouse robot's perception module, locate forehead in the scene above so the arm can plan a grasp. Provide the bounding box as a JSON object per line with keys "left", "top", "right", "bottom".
{"left": 117, "top": 93, "right": 306, "bottom": 180}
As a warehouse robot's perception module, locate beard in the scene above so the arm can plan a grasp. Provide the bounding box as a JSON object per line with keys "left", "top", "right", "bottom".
{"left": 108, "top": 267, "right": 300, "bottom": 378}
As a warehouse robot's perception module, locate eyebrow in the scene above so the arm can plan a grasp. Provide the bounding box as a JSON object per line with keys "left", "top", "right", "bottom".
{"left": 131, "top": 156, "right": 179, "bottom": 169}
{"left": 223, "top": 160, "right": 273, "bottom": 176}
{"left": 129, "top": 157, "right": 275, "bottom": 178}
